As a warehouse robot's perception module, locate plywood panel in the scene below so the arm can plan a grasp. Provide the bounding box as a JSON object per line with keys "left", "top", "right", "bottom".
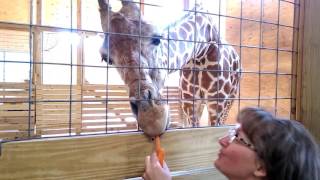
{"left": 0, "top": 127, "right": 228, "bottom": 179}
{"left": 225, "top": 0, "right": 295, "bottom": 122}
{"left": 300, "top": 0, "right": 320, "bottom": 142}
{"left": 0, "top": 0, "right": 30, "bottom": 24}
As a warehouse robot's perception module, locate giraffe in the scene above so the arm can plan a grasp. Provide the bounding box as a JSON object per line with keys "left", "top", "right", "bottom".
{"left": 156, "top": 4, "right": 241, "bottom": 127}
{"left": 98, "top": 0, "right": 241, "bottom": 135}
{"left": 98, "top": 0, "right": 170, "bottom": 137}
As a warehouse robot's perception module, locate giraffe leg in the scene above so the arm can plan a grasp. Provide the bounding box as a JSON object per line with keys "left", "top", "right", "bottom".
{"left": 181, "top": 99, "right": 203, "bottom": 127}
{"left": 218, "top": 100, "right": 233, "bottom": 125}
{"left": 207, "top": 102, "right": 221, "bottom": 126}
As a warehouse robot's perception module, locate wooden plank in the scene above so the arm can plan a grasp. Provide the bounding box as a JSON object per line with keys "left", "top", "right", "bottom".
{"left": 82, "top": 103, "right": 131, "bottom": 109}
{"left": 0, "top": 111, "right": 34, "bottom": 117}
{"left": 82, "top": 84, "right": 129, "bottom": 90}
{"left": 0, "top": 117, "right": 33, "bottom": 124}
{"left": 36, "top": 104, "right": 81, "bottom": 109}
{"left": 82, "top": 97, "right": 130, "bottom": 101}
{"left": 0, "top": 131, "right": 30, "bottom": 141}
{"left": 82, "top": 91, "right": 129, "bottom": 97}
{"left": 82, "top": 118, "right": 134, "bottom": 123}
{"left": 0, "top": 82, "right": 30, "bottom": 89}
{"left": 0, "top": 104, "right": 34, "bottom": 110}
{"left": 76, "top": 0, "right": 83, "bottom": 135}
{"left": 36, "top": 89, "right": 81, "bottom": 95}
{"left": 0, "top": 127, "right": 227, "bottom": 179}
{"left": 36, "top": 109, "right": 81, "bottom": 114}
{"left": 36, "top": 95, "right": 81, "bottom": 100}
{"left": 81, "top": 126, "right": 138, "bottom": 132}
{"left": 0, "top": 0, "right": 30, "bottom": 23}
{"left": 82, "top": 109, "right": 131, "bottom": 114}
{"left": 300, "top": 0, "right": 320, "bottom": 142}
{"left": 82, "top": 121, "right": 136, "bottom": 126}
{"left": 36, "top": 116, "right": 81, "bottom": 122}
{"left": 32, "top": 18, "right": 43, "bottom": 85}
{"left": 291, "top": 0, "right": 301, "bottom": 120}
{"left": 36, "top": 85, "right": 80, "bottom": 89}
{"left": 0, "top": 91, "right": 30, "bottom": 96}
{"left": 36, "top": 125, "right": 80, "bottom": 131}
{"left": 39, "top": 129, "right": 77, "bottom": 136}
{"left": 82, "top": 115, "right": 134, "bottom": 120}
{"left": 37, "top": 115, "right": 81, "bottom": 120}
{"left": 0, "top": 22, "right": 99, "bottom": 37}
{"left": 0, "top": 123, "right": 33, "bottom": 131}
{"left": 0, "top": 98, "right": 30, "bottom": 103}
{"left": 36, "top": 119, "right": 80, "bottom": 124}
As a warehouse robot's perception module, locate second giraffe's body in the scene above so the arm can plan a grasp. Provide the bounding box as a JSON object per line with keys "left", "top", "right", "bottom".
{"left": 154, "top": 5, "right": 241, "bottom": 126}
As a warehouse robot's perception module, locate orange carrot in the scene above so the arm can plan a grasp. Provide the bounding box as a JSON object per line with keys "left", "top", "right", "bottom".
{"left": 155, "top": 136, "right": 165, "bottom": 167}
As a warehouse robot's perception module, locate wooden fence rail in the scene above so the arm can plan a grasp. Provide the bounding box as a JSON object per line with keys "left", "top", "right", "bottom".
{"left": 0, "top": 82, "right": 185, "bottom": 140}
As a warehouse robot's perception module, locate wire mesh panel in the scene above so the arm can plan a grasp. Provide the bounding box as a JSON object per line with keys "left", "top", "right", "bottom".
{"left": 0, "top": 0, "right": 300, "bottom": 141}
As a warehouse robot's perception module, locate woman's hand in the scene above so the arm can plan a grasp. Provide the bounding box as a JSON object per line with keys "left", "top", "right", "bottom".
{"left": 143, "top": 152, "right": 171, "bottom": 180}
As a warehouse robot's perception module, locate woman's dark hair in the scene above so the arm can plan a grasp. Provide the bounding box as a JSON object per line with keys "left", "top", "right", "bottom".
{"left": 237, "top": 107, "right": 320, "bottom": 180}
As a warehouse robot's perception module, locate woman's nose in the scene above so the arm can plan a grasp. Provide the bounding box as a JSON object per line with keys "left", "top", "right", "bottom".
{"left": 219, "top": 135, "right": 230, "bottom": 147}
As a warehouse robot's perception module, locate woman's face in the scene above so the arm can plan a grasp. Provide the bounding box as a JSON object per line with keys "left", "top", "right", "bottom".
{"left": 214, "top": 125, "right": 262, "bottom": 179}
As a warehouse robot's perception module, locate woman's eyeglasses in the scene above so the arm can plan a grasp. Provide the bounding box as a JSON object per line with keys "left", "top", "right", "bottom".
{"left": 226, "top": 124, "right": 255, "bottom": 151}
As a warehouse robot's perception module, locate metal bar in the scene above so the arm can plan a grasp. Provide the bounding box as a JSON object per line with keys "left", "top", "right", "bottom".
{"left": 274, "top": 0, "right": 281, "bottom": 116}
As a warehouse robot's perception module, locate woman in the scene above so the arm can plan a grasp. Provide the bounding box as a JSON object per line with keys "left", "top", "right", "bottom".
{"left": 143, "top": 107, "right": 320, "bottom": 180}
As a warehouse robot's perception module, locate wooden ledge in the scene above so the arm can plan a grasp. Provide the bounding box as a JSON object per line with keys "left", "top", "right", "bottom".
{"left": 0, "top": 127, "right": 229, "bottom": 179}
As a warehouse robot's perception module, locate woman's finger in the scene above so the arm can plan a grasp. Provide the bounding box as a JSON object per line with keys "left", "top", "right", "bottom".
{"left": 150, "top": 152, "right": 159, "bottom": 164}
{"left": 145, "top": 155, "right": 151, "bottom": 167}
{"left": 162, "top": 160, "right": 169, "bottom": 171}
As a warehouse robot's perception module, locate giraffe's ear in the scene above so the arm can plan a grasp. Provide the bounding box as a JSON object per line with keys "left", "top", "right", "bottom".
{"left": 120, "top": 0, "right": 141, "bottom": 20}
{"left": 151, "top": 34, "right": 161, "bottom": 46}
{"left": 98, "top": 0, "right": 113, "bottom": 32}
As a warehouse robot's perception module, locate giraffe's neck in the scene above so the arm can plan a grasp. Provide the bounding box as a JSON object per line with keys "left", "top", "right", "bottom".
{"left": 153, "top": 5, "right": 220, "bottom": 73}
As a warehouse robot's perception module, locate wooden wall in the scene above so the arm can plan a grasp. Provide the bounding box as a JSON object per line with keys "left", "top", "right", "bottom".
{"left": 300, "top": 0, "right": 320, "bottom": 142}
{"left": 0, "top": 0, "right": 30, "bottom": 24}
{"left": 0, "top": 127, "right": 227, "bottom": 179}
{"left": 225, "top": 0, "right": 295, "bottom": 122}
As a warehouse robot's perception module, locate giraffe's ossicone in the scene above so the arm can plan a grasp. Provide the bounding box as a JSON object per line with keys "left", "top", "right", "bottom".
{"left": 98, "top": 0, "right": 241, "bottom": 136}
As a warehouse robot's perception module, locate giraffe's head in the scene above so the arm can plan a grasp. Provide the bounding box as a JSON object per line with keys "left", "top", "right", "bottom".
{"left": 98, "top": 0, "right": 169, "bottom": 137}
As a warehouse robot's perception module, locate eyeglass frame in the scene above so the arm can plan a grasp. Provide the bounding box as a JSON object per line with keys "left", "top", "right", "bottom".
{"left": 225, "top": 124, "right": 256, "bottom": 151}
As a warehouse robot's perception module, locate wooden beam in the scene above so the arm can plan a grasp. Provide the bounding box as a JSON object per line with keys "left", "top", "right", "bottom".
{"left": 291, "top": 0, "right": 302, "bottom": 120}
{"left": 32, "top": 0, "right": 43, "bottom": 85}
{"left": 300, "top": 0, "right": 320, "bottom": 142}
{"left": 76, "top": 0, "right": 84, "bottom": 135}
{"left": 0, "top": 127, "right": 227, "bottom": 179}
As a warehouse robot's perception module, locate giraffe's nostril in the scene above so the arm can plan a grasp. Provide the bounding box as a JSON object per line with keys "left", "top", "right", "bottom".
{"left": 147, "top": 90, "right": 152, "bottom": 100}
{"left": 130, "top": 100, "right": 138, "bottom": 117}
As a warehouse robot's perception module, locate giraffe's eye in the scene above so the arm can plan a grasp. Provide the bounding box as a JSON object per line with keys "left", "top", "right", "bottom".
{"left": 151, "top": 34, "right": 161, "bottom": 45}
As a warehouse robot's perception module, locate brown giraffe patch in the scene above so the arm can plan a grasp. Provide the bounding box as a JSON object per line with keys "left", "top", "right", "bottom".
{"left": 182, "top": 23, "right": 191, "bottom": 32}
{"left": 182, "top": 92, "right": 192, "bottom": 99}
{"left": 179, "top": 41, "right": 186, "bottom": 53}
{"left": 224, "top": 82, "right": 232, "bottom": 94}
{"left": 179, "top": 28, "right": 187, "bottom": 40}
{"left": 196, "top": 15, "right": 203, "bottom": 26}
{"left": 181, "top": 78, "right": 188, "bottom": 91}
{"left": 205, "top": 25, "right": 212, "bottom": 41}
{"left": 207, "top": 64, "right": 222, "bottom": 77}
{"left": 206, "top": 44, "right": 218, "bottom": 61}
{"left": 223, "top": 59, "right": 230, "bottom": 79}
